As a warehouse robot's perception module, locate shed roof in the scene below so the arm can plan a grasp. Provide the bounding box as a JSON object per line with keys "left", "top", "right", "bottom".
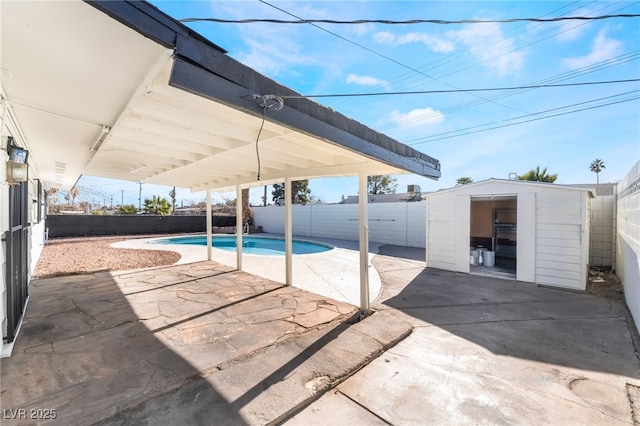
{"left": 2, "top": 0, "right": 440, "bottom": 192}
{"left": 425, "top": 178, "right": 594, "bottom": 198}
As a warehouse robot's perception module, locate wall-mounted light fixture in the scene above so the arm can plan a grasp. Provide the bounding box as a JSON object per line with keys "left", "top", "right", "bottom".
{"left": 6, "top": 136, "right": 29, "bottom": 185}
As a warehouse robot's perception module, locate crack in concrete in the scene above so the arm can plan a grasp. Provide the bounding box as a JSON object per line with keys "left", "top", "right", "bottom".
{"left": 120, "top": 270, "right": 234, "bottom": 296}
{"left": 382, "top": 350, "right": 633, "bottom": 424}
{"left": 568, "top": 376, "right": 589, "bottom": 390}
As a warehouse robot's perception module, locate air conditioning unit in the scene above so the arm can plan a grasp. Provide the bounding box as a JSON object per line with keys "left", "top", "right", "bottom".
{"left": 407, "top": 184, "right": 421, "bottom": 193}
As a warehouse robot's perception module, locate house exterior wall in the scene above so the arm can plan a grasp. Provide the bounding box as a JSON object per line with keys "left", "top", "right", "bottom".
{"left": 617, "top": 160, "right": 640, "bottom": 332}
{"left": 424, "top": 180, "right": 590, "bottom": 290}
{"left": 1, "top": 92, "right": 46, "bottom": 356}
{"left": 251, "top": 202, "right": 427, "bottom": 248}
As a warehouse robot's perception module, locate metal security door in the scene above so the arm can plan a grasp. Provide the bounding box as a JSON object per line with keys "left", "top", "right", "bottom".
{"left": 5, "top": 180, "right": 29, "bottom": 343}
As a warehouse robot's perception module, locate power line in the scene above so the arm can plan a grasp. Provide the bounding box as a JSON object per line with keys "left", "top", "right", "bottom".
{"left": 407, "top": 92, "right": 640, "bottom": 145}
{"left": 276, "top": 78, "right": 640, "bottom": 99}
{"left": 382, "top": 50, "right": 640, "bottom": 131}
{"left": 256, "top": 0, "right": 528, "bottom": 114}
{"left": 326, "top": 1, "right": 638, "bottom": 117}
{"left": 410, "top": 89, "right": 640, "bottom": 143}
{"left": 179, "top": 13, "right": 640, "bottom": 25}
{"left": 322, "top": 0, "right": 604, "bottom": 114}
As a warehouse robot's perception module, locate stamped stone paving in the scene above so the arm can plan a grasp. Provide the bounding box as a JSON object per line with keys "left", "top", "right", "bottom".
{"left": 0, "top": 261, "right": 358, "bottom": 425}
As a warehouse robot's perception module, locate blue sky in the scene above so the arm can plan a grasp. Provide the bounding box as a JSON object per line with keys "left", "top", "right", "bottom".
{"left": 77, "top": 1, "right": 640, "bottom": 207}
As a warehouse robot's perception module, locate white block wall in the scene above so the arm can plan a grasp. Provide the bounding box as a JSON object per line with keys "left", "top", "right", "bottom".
{"left": 251, "top": 202, "right": 427, "bottom": 248}
{"left": 617, "top": 160, "right": 640, "bottom": 332}
{"left": 590, "top": 194, "right": 615, "bottom": 267}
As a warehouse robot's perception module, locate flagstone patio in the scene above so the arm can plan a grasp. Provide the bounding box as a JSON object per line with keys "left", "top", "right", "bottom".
{"left": 1, "top": 261, "right": 358, "bottom": 425}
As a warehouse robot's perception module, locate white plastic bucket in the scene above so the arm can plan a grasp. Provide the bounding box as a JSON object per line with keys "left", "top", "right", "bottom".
{"left": 483, "top": 251, "right": 495, "bottom": 267}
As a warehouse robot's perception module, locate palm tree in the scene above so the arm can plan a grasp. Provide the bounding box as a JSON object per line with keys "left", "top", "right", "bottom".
{"left": 518, "top": 166, "right": 558, "bottom": 183}
{"left": 69, "top": 186, "right": 80, "bottom": 205}
{"left": 241, "top": 188, "right": 252, "bottom": 225}
{"left": 143, "top": 195, "right": 171, "bottom": 215}
{"left": 456, "top": 177, "right": 473, "bottom": 186}
{"left": 589, "top": 159, "right": 605, "bottom": 184}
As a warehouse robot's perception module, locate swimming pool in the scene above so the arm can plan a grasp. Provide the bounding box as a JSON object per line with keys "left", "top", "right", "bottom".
{"left": 152, "top": 235, "right": 333, "bottom": 256}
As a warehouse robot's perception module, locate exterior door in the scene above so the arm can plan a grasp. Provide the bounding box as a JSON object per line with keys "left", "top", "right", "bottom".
{"left": 5, "top": 180, "right": 29, "bottom": 343}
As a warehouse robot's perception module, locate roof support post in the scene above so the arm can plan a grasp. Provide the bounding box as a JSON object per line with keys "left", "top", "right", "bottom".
{"left": 285, "top": 177, "right": 293, "bottom": 285}
{"left": 358, "top": 172, "right": 371, "bottom": 314}
{"left": 206, "top": 189, "right": 212, "bottom": 261}
{"left": 236, "top": 184, "right": 243, "bottom": 271}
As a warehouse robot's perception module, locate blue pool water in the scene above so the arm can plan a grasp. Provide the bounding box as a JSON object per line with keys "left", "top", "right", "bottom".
{"left": 152, "top": 235, "right": 333, "bottom": 255}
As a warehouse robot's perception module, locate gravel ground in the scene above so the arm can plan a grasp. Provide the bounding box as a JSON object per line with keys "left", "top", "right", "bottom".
{"left": 33, "top": 235, "right": 181, "bottom": 278}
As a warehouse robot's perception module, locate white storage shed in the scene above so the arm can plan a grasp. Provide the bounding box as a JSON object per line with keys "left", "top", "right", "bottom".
{"left": 425, "top": 179, "right": 593, "bottom": 291}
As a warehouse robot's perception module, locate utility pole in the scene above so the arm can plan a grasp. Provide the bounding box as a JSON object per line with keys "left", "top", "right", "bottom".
{"left": 110, "top": 195, "right": 113, "bottom": 208}
{"left": 138, "top": 182, "right": 142, "bottom": 211}
{"left": 120, "top": 189, "right": 124, "bottom": 206}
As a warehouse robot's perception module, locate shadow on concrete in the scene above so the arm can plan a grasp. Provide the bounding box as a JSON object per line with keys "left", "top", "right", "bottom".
{"left": 375, "top": 253, "right": 640, "bottom": 379}
{"left": 0, "top": 268, "right": 247, "bottom": 425}
{"left": 2, "top": 260, "right": 365, "bottom": 425}
{"left": 377, "top": 244, "right": 425, "bottom": 262}
{"left": 101, "top": 317, "right": 360, "bottom": 425}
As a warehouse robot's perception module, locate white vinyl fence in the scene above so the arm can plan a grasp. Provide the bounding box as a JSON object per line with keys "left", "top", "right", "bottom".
{"left": 251, "top": 202, "right": 427, "bottom": 248}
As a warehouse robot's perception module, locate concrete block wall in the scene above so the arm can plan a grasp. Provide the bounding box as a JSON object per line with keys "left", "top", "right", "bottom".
{"left": 617, "top": 160, "right": 640, "bottom": 332}
{"left": 590, "top": 194, "right": 615, "bottom": 267}
{"left": 251, "top": 202, "right": 427, "bottom": 248}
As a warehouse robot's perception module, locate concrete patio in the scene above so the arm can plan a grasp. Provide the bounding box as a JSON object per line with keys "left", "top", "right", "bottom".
{"left": 0, "top": 260, "right": 410, "bottom": 425}
{"left": 2, "top": 246, "right": 640, "bottom": 425}
{"left": 287, "top": 247, "right": 640, "bottom": 425}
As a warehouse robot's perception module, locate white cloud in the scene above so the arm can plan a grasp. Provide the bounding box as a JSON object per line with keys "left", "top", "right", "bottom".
{"left": 238, "top": 33, "right": 317, "bottom": 76}
{"left": 396, "top": 32, "right": 455, "bottom": 53}
{"left": 373, "top": 31, "right": 396, "bottom": 45}
{"left": 346, "top": 74, "right": 390, "bottom": 90}
{"left": 555, "top": 20, "right": 590, "bottom": 42}
{"left": 372, "top": 30, "right": 454, "bottom": 53}
{"left": 389, "top": 107, "right": 445, "bottom": 129}
{"left": 448, "top": 22, "right": 524, "bottom": 77}
{"left": 352, "top": 23, "right": 376, "bottom": 37}
{"left": 562, "top": 30, "right": 623, "bottom": 69}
